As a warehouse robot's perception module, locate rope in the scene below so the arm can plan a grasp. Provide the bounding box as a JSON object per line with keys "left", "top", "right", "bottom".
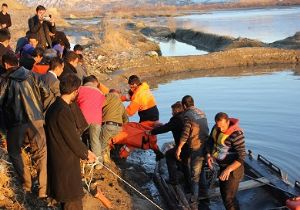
{"left": 82, "top": 161, "right": 98, "bottom": 192}
{"left": 83, "top": 160, "right": 163, "bottom": 210}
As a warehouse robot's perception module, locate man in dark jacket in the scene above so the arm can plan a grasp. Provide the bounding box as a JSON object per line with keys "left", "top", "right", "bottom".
{"left": 207, "top": 112, "right": 246, "bottom": 210}
{"left": 28, "top": 5, "right": 56, "bottom": 49}
{"left": 51, "top": 30, "right": 70, "bottom": 51}
{"left": 176, "top": 95, "right": 209, "bottom": 209}
{"left": 0, "top": 29, "right": 12, "bottom": 71}
{"left": 0, "top": 29, "right": 12, "bottom": 139}
{"left": 0, "top": 53, "right": 49, "bottom": 198}
{"left": 0, "top": 3, "right": 11, "bottom": 29}
{"left": 45, "top": 73, "right": 96, "bottom": 209}
{"left": 58, "top": 51, "right": 79, "bottom": 80}
{"left": 150, "top": 101, "right": 191, "bottom": 185}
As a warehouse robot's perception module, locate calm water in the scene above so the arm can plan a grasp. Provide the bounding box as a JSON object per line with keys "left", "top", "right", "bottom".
{"left": 175, "top": 6, "right": 300, "bottom": 43}
{"left": 159, "top": 39, "right": 207, "bottom": 56}
{"left": 149, "top": 37, "right": 208, "bottom": 56}
{"left": 65, "top": 17, "right": 101, "bottom": 25}
{"left": 148, "top": 70, "right": 300, "bottom": 183}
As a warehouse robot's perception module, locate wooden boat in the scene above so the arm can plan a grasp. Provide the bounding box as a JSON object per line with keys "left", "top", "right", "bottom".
{"left": 154, "top": 142, "right": 300, "bottom": 210}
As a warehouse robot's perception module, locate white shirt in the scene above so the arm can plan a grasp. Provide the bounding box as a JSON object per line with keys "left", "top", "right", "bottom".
{"left": 48, "top": 70, "right": 57, "bottom": 79}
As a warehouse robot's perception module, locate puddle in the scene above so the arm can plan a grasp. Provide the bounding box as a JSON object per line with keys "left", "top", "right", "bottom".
{"left": 65, "top": 17, "right": 101, "bottom": 25}
{"left": 149, "top": 37, "right": 208, "bottom": 56}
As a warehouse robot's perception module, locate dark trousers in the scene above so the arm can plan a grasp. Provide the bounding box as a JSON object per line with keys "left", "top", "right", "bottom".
{"left": 7, "top": 120, "right": 47, "bottom": 197}
{"left": 165, "top": 147, "right": 190, "bottom": 186}
{"left": 61, "top": 198, "right": 83, "bottom": 210}
{"left": 219, "top": 165, "right": 244, "bottom": 210}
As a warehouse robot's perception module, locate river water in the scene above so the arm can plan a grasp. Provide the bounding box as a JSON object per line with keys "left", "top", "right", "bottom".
{"left": 175, "top": 6, "right": 300, "bottom": 43}
{"left": 147, "top": 70, "right": 300, "bottom": 183}
{"left": 127, "top": 6, "right": 300, "bottom": 183}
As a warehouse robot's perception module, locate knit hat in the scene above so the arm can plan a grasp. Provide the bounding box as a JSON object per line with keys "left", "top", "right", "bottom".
{"left": 22, "top": 44, "right": 35, "bottom": 56}
{"left": 53, "top": 44, "right": 64, "bottom": 56}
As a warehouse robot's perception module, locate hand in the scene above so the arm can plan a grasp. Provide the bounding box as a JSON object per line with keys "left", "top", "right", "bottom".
{"left": 49, "top": 17, "right": 55, "bottom": 26}
{"left": 207, "top": 155, "right": 214, "bottom": 170}
{"left": 2, "top": 24, "right": 6, "bottom": 28}
{"left": 219, "top": 166, "right": 233, "bottom": 181}
{"left": 145, "top": 130, "right": 151, "bottom": 135}
{"left": 87, "top": 150, "right": 97, "bottom": 163}
{"left": 175, "top": 147, "right": 181, "bottom": 161}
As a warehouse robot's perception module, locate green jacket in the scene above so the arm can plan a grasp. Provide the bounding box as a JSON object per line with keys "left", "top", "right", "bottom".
{"left": 103, "top": 93, "right": 128, "bottom": 124}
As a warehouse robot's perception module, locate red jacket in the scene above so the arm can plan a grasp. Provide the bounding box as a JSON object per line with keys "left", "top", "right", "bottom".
{"left": 77, "top": 84, "right": 105, "bottom": 125}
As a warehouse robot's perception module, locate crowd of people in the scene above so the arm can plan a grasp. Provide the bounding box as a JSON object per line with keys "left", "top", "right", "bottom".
{"left": 0, "top": 3, "right": 246, "bottom": 210}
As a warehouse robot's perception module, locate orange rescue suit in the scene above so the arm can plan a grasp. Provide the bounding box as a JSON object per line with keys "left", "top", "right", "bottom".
{"left": 124, "top": 82, "right": 157, "bottom": 117}
{"left": 111, "top": 121, "right": 159, "bottom": 158}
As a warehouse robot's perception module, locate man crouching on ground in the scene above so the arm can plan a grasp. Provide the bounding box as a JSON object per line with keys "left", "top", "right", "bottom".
{"left": 45, "top": 73, "right": 96, "bottom": 209}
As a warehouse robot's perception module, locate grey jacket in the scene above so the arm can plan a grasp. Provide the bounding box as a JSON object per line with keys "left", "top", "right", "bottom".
{"left": 41, "top": 71, "right": 60, "bottom": 112}
{"left": 180, "top": 106, "right": 209, "bottom": 152}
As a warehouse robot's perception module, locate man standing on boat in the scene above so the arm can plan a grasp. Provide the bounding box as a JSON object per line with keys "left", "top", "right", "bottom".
{"left": 207, "top": 112, "right": 246, "bottom": 210}
{"left": 176, "top": 95, "right": 209, "bottom": 209}
{"left": 150, "top": 101, "right": 190, "bottom": 186}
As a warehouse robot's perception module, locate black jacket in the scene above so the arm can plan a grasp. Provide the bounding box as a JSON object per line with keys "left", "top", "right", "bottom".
{"left": 0, "top": 43, "right": 13, "bottom": 69}
{"left": 58, "top": 62, "right": 78, "bottom": 81}
{"left": 151, "top": 112, "right": 184, "bottom": 146}
{"left": 0, "top": 66, "right": 49, "bottom": 127}
{"left": 45, "top": 97, "right": 88, "bottom": 202}
{"left": 28, "top": 15, "right": 56, "bottom": 48}
{"left": 0, "top": 12, "right": 11, "bottom": 28}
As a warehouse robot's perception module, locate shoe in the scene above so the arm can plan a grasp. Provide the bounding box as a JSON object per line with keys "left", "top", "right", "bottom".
{"left": 103, "top": 153, "right": 111, "bottom": 165}
{"left": 95, "top": 164, "right": 103, "bottom": 170}
{"left": 155, "top": 150, "right": 165, "bottom": 161}
{"left": 38, "top": 194, "right": 47, "bottom": 199}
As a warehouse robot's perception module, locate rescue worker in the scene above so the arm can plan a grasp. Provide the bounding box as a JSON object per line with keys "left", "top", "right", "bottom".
{"left": 122, "top": 75, "right": 159, "bottom": 123}
{"left": 149, "top": 101, "right": 190, "bottom": 186}
{"left": 176, "top": 95, "right": 209, "bottom": 209}
{"left": 121, "top": 75, "right": 163, "bottom": 160}
{"left": 207, "top": 112, "right": 246, "bottom": 210}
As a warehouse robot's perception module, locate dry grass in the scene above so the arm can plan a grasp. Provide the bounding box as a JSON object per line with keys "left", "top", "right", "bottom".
{"left": 0, "top": 148, "right": 21, "bottom": 209}
{"left": 99, "top": 17, "right": 132, "bottom": 54}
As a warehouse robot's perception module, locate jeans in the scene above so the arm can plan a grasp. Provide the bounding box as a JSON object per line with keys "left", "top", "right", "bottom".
{"left": 89, "top": 124, "right": 102, "bottom": 157}
{"left": 219, "top": 164, "right": 244, "bottom": 210}
{"left": 7, "top": 120, "right": 47, "bottom": 197}
{"left": 99, "top": 124, "right": 121, "bottom": 160}
{"left": 188, "top": 150, "right": 205, "bottom": 199}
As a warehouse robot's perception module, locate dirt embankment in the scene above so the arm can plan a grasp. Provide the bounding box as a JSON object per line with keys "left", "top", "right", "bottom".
{"left": 270, "top": 32, "right": 300, "bottom": 50}
{"left": 141, "top": 26, "right": 300, "bottom": 52}
{"left": 88, "top": 22, "right": 300, "bottom": 90}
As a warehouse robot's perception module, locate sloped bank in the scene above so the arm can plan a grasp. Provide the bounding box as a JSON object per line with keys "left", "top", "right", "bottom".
{"left": 111, "top": 47, "right": 300, "bottom": 81}
{"left": 271, "top": 32, "right": 300, "bottom": 50}
{"left": 140, "top": 26, "right": 267, "bottom": 52}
